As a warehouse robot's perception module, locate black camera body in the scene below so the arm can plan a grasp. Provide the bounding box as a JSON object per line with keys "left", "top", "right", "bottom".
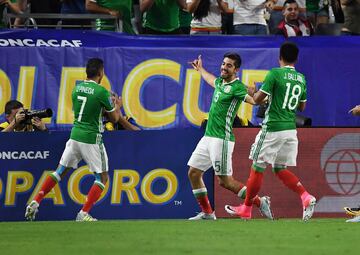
{"left": 22, "top": 108, "right": 53, "bottom": 124}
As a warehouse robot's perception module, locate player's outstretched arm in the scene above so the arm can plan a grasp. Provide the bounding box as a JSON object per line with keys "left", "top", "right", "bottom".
{"left": 189, "top": 55, "right": 216, "bottom": 87}
{"left": 298, "top": 102, "right": 306, "bottom": 112}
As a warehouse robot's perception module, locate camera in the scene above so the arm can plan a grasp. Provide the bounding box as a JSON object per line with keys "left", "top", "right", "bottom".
{"left": 21, "top": 108, "right": 53, "bottom": 124}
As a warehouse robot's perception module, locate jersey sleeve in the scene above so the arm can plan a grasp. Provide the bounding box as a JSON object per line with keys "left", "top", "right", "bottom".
{"left": 233, "top": 83, "right": 248, "bottom": 102}
{"left": 260, "top": 70, "right": 276, "bottom": 96}
{"left": 99, "top": 88, "right": 116, "bottom": 112}
{"left": 300, "top": 76, "right": 307, "bottom": 102}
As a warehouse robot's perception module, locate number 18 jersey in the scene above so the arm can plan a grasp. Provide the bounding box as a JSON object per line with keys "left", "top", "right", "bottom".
{"left": 260, "top": 66, "right": 307, "bottom": 132}
{"left": 70, "top": 80, "right": 115, "bottom": 144}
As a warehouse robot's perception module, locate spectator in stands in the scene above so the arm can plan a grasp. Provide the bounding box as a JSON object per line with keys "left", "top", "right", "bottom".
{"left": 232, "top": 0, "right": 270, "bottom": 35}
{"left": 140, "top": 0, "right": 186, "bottom": 35}
{"left": 276, "top": 0, "right": 313, "bottom": 37}
{"left": 340, "top": 0, "right": 360, "bottom": 35}
{"left": 179, "top": 8, "right": 192, "bottom": 34}
{"left": 306, "top": 0, "right": 329, "bottom": 28}
{"left": 0, "top": 100, "right": 48, "bottom": 132}
{"left": 85, "top": 0, "right": 135, "bottom": 34}
{"left": 60, "top": 0, "right": 91, "bottom": 29}
{"left": 0, "top": 0, "right": 22, "bottom": 28}
{"left": 186, "top": 0, "right": 231, "bottom": 35}
{"left": 15, "top": 0, "right": 61, "bottom": 28}
{"left": 267, "top": 0, "right": 306, "bottom": 34}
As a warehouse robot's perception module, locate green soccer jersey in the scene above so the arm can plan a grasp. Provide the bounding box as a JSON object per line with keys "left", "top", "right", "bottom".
{"left": 143, "top": 0, "right": 180, "bottom": 32}
{"left": 93, "top": 0, "right": 135, "bottom": 34}
{"left": 70, "top": 80, "right": 115, "bottom": 144}
{"left": 205, "top": 77, "right": 248, "bottom": 142}
{"left": 260, "top": 66, "right": 307, "bottom": 132}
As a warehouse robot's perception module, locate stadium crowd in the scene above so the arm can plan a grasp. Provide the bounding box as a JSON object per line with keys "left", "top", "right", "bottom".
{"left": 0, "top": 0, "right": 359, "bottom": 36}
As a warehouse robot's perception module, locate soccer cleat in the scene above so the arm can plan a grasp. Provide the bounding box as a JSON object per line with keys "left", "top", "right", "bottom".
{"left": 25, "top": 200, "right": 39, "bottom": 221}
{"left": 344, "top": 207, "right": 360, "bottom": 217}
{"left": 259, "top": 196, "right": 274, "bottom": 220}
{"left": 76, "top": 211, "right": 98, "bottom": 222}
{"left": 224, "top": 204, "right": 252, "bottom": 219}
{"left": 302, "top": 195, "right": 316, "bottom": 221}
{"left": 188, "top": 211, "right": 216, "bottom": 220}
{"left": 346, "top": 215, "right": 360, "bottom": 223}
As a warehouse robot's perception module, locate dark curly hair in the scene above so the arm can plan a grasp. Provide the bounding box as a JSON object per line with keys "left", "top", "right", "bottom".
{"left": 193, "top": 0, "right": 211, "bottom": 20}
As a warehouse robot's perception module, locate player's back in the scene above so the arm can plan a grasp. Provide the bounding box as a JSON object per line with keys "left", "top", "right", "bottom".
{"left": 70, "top": 80, "right": 111, "bottom": 144}
{"left": 262, "top": 66, "right": 307, "bottom": 132}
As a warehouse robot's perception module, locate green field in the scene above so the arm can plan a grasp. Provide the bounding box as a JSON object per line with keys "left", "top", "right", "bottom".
{"left": 0, "top": 219, "right": 358, "bottom": 255}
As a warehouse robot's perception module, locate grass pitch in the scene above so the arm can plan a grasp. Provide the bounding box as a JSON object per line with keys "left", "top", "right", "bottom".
{"left": 0, "top": 218, "right": 358, "bottom": 255}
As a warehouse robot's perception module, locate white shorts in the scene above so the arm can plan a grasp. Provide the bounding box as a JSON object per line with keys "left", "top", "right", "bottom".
{"left": 249, "top": 129, "right": 298, "bottom": 167}
{"left": 187, "top": 136, "right": 234, "bottom": 176}
{"left": 59, "top": 139, "right": 109, "bottom": 173}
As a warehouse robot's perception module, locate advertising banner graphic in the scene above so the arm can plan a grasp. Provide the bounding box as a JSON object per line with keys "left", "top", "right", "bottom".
{"left": 0, "top": 129, "right": 214, "bottom": 221}
{"left": 0, "top": 30, "right": 359, "bottom": 130}
{"left": 215, "top": 128, "right": 360, "bottom": 219}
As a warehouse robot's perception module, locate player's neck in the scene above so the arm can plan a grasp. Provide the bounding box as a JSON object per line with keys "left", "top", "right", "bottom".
{"left": 223, "top": 75, "right": 237, "bottom": 83}
{"left": 86, "top": 77, "right": 101, "bottom": 84}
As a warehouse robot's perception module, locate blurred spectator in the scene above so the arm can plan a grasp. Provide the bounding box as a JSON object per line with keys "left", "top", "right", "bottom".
{"left": 179, "top": 8, "right": 192, "bottom": 34}
{"left": 306, "top": 0, "right": 329, "bottom": 28}
{"left": 60, "top": 0, "right": 91, "bottom": 29}
{"left": 140, "top": 0, "right": 186, "bottom": 35}
{"left": 221, "top": 11, "right": 234, "bottom": 34}
{"left": 0, "top": 0, "right": 21, "bottom": 28}
{"left": 232, "top": 0, "right": 269, "bottom": 35}
{"left": 186, "top": 0, "right": 232, "bottom": 35}
{"left": 268, "top": 0, "right": 306, "bottom": 34}
{"left": 15, "top": 0, "right": 61, "bottom": 28}
{"left": 86, "top": 0, "right": 135, "bottom": 34}
{"left": 0, "top": 100, "right": 48, "bottom": 132}
{"left": 276, "top": 0, "right": 313, "bottom": 37}
{"left": 340, "top": 0, "right": 360, "bottom": 35}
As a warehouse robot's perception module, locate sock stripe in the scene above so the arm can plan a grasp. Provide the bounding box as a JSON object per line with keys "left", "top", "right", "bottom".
{"left": 49, "top": 173, "right": 60, "bottom": 182}
{"left": 94, "top": 181, "right": 105, "bottom": 190}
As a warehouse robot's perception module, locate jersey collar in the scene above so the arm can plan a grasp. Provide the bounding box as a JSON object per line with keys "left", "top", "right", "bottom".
{"left": 222, "top": 77, "right": 239, "bottom": 85}
{"left": 283, "top": 65, "right": 295, "bottom": 70}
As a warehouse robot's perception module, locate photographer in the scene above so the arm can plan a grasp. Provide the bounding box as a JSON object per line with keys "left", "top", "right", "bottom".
{"left": 0, "top": 100, "right": 48, "bottom": 132}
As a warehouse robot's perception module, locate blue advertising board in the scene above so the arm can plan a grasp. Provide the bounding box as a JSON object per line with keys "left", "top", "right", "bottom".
{"left": 0, "top": 30, "right": 359, "bottom": 130}
{"left": 0, "top": 129, "right": 214, "bottom": 221}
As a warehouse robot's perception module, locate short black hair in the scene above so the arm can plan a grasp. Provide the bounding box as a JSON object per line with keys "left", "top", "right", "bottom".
{"left": 280, "top": 42, "right": 299, "bottom": 63}
{"left": 5, "top": 100, "right": 23, "bottom": 115}
{"left": 283, "top": 0, "right": 298, "bottom": 7}
{"left": 223, "top": 52, "right": 241, "bottom": 68}
{"left": 86, "top": 58, "right": 104, "bottom": 78}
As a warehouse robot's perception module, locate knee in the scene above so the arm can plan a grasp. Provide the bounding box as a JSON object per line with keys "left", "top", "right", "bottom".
{"left": 188, "top": 168, "right": 202, "bottom": 181}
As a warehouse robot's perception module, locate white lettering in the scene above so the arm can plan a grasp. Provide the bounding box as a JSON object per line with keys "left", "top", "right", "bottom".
{"left": 36, "top": 39, "right": 49, "bottom": 47}
{"left": 0, "top": 39, "right": 9, "bottom": 46}
{"left": 0, "top": 151, "right": 50, "bottom": 160}
{"left": 8, "top": 39, "right": 24, "bottom": 47}
{"left": 47, "top": 39, "right": 60, "bottom": 47}
{"left": 61, "top": 40, "right": 74, "bottom": 47}
{"left": 23, "top": 39, "right": 35, "bottom": 47}
{"left": 72, "top": 40, "right": 82, "bottom": 47}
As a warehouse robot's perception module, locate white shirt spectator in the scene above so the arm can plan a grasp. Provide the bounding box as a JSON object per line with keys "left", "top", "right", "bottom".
{"left": 187, "top": 0, "right": 226, "bottom": 30}
{"left": 233, "top": 0, "right": 267, "bottom": 25}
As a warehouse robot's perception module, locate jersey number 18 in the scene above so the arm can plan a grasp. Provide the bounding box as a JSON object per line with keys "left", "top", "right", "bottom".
{"left": 282, "top": 83, "right": 301, "bottom": 110}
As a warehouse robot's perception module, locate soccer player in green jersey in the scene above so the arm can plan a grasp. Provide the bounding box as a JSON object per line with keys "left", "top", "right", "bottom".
{"left": 187, "top": 53, "right": 273, "bottom": 220}
{"left": 225, "top": 42, "right": 316, "bottom": 221}
{"left": 25, "top": 58, "right": 122, "bottom": 221}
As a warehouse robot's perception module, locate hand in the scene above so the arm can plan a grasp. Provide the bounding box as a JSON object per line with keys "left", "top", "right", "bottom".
{"left": 31, "top": 117, "right": 46, "bottom": 131}
{"left": 189, "top": 55, "right": 203, "bottom": 71}
{"left": 247, "top": 85, "right": 256, "bottom": 97}
{"left": 349, "top": 105, "right": 360, "bottom": 116}
{"left": 264, "top": 0, "right": 275, "bottom": 10}
{"left": 15, "top": 110, "right": 25, "bottom": 125}
{"left": 108, "top": 9, "right": 120, "bottom": 18}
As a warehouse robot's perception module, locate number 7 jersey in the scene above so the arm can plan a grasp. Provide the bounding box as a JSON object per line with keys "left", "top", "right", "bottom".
{"left": 260, "top": 66, "right": 307, "bottom": 132}
{"left": 70, "top": 80, "right": 115, "bottom": 144}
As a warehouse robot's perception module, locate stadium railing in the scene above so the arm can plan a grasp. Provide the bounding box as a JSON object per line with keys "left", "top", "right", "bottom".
{"left": 4, "top": 12, "right": 123, "bottom": 32}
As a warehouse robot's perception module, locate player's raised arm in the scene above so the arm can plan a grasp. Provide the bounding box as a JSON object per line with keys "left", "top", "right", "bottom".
{"left": 189, "top": 55, "right": 216, "bottom": 87}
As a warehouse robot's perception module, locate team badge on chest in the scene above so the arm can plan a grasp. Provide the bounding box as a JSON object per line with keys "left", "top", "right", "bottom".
{"left": 224, "top": 86, "right": 232, "bottom": 93}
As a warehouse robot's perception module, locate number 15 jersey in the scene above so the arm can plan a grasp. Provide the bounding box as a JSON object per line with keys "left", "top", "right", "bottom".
{"left": 260, "top": 66, "right": 307, "bottom": 132}
{"left": 70, "top": 80, "right": 115, "bottom": 144}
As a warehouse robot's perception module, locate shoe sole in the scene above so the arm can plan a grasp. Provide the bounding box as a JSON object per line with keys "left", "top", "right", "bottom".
{"left": 224, "top": 205, "right": 251, "bottom": 219}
